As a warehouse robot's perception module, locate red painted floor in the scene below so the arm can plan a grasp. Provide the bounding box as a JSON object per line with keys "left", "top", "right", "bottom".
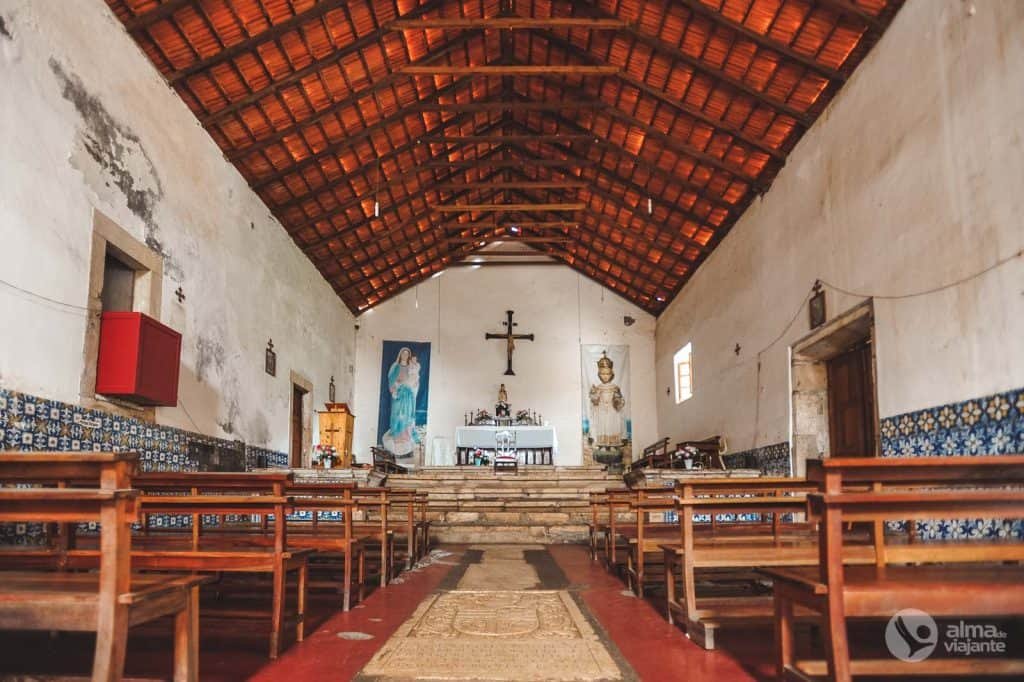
{"left": 548, "top": 544, "right": 773, "bottom": 682}
{"left": 0, "top": 545, "right": 775, "bottom": 681}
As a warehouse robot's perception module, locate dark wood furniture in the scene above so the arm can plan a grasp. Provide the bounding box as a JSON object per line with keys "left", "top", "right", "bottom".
{"left": 372, "top": 446, "right": 411, "bottom": 474}
{"left": 631, "top": 437, "right": 672, "bottom": 469}
{"left": 0, "top": 452, "right": 209, "bottom": 681}
{"left": 766, "top": 455, "right": 1024, "bottom": 681}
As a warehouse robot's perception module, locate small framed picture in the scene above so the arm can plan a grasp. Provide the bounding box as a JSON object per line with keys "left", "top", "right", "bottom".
{"left": 809, "top": 287, "right": 826, "bottom": 330}
{"left": 265, "top": 340, "right": 277, "bottom": 377}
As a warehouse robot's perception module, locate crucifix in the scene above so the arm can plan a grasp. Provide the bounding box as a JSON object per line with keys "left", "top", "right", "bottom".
{"left": 485, "top": 310, "right": 534, "bottom": 376}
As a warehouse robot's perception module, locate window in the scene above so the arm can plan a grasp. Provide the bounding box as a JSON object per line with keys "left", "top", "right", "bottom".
{"left": 674, "top": 342, "right": 693, "bottom": 403}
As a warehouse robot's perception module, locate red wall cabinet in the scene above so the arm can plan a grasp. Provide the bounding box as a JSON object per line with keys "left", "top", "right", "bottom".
{"left": 95, "top": 312, "right": 182, "bottom": 406}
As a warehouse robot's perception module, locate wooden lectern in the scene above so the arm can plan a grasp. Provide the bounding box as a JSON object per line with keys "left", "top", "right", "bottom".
{"left": 318, "top": 402, "right": 355, "bottom": 468}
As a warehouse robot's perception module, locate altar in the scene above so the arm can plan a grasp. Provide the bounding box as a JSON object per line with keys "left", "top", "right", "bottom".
{"left": 454, "top": 425, "right": 557, "bottom": 465}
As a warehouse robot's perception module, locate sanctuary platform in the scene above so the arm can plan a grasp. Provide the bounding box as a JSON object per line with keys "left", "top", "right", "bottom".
{"left": 273, "top": 465, "right": 761, "bottom": 544}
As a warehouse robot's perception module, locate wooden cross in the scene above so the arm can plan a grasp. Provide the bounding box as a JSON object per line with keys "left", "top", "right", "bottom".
{"left": 485, "top": 310, "right": 534, "bottom": 376}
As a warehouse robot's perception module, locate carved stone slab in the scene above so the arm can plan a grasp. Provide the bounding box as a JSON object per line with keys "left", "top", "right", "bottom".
{"left": 361, "top": 590, "right": 621, "bottom": 680}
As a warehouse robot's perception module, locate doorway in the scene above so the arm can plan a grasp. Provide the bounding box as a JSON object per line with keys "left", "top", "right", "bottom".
{"left": 826, "top": 341, "right": 876, "bottom": 458}
{"left": 290, "top": 383, "right": 308, "bottom": 468}
{"left": 790, "top": 300, "right": 879, "bottom": 474}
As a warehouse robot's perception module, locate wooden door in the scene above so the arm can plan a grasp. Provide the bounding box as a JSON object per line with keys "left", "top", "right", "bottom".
{"left": 827, "top": 341, "right": 876, "bottom": 457}
{"left": 290, "top": 384, "right": 307, "bottom": 467}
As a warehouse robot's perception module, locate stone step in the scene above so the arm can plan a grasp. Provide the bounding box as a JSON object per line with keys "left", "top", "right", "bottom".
{"left": 431, "top": 523, "right": 589, "bottom": 544}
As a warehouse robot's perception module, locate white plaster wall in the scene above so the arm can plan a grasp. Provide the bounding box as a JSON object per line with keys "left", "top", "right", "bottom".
{"left": 0, "top": 0, "right": 355, "bottom": 451}
{"left": 352, "top": 266, "right": 657, "bottom": 465}
{"left": 655, "top": 0, "right": 1024, "bottom": 454}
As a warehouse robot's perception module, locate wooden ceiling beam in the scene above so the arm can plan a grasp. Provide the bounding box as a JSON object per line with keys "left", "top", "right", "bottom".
{"left": 514, "top": 106, "right": 736, "bottom": 213}
{"left": 200, "top": 1, "right": 464, "bottom": 127}
{"left": 530, "top": 70, "right": 763, "bottom": 186}
{"left": 544, "top": 246, "right": 659, "bottom": 312}
{"left": 225, "top": 36, "right": 480, "bottom": 160}
{"left": 448, "top": 260, "right": 563, "bottom": 267}
{"left": 493, "top": 187, "right": 685, "bottom": 282}
{"left": 350, "top": 178, "right": 509, "bottom": 251}
{"left": 251, "top": 75, "right": 478, "bottom": 190}
{"left": 271, "top": 110, "right": 482, "bottom": 215}
{"left": 531, "top": 31, "right": 786, "bottom": 160}
{"left": 415, "top": 100, "right": 606, "bottom": 112}
{"left": 446, "top": 237, "right": 570, "bottom": 243}
{"left": 463, "top": 250, "right": 558, "bottom": 257}
{"left": 430, "top": 181, "right": 585, "bottom": 190}
{"left": 440, "top": 221, "right": 578, "bottom": 230}
{"left": 122, "top": 0, "right": 192, "bottom": 32}
{"left": 816, "top": 0, "right": 885, "bottom": 31}
{"left": 295, "top": 148, "right": 506, "bottom": 249}
{"left": 436, "top": 203, "right": 585, "bottom": 212}
{"left": 400, "top": 65, "right": 619, "bottom": 76}
{"left": 415, "top": 157, "right": 595, "bottom": 169}
{"left": 575, "top": 3, "right": 813, "bottom": 125}
{"left": 555, "top": 245, "right": 661, "bottom": 309}
{"left": 501, "top": 138, "right": 718, "bottom": 235}
{"left": 167, "top": 0, "right": 349, "bottom": 84}
{"left": 419, "top": 133, "right": 593, "bottom": 144}
{"left": 333, "top": 197, "right": 502, "bottom": 296}
{"left": 672, "top": 0, "right": 843, "bottom": 82}
{"left": 388, "top": 17, "right": 627, "bottom": 30}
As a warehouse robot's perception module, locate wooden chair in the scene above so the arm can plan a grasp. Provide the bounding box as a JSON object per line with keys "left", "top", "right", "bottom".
{"left": 0, "top": 452, "right": 209, "bottom": 681}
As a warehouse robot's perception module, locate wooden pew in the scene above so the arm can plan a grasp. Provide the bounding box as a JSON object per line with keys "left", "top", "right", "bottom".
{"left": 0, "top": 452, "right": 208, "bottom": 681}
{"left": 767, "top": 483, "right": 1024, "bottom": 681}
{"left": 658, "top": 478, "right": 838, "bottom": 648}
{"left": 57, "top": 472, "right": 312, "bottom": 659}
{"left": 138, "top": 473, "right": 368, "bottom": 612}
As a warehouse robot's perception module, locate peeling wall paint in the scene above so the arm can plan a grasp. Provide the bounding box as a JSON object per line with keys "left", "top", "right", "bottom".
{"left": 0, "top": 0, "right": 355, "bottom": 453}
{"left": 654, "top": 0, "right": 1024, "bottom": 465}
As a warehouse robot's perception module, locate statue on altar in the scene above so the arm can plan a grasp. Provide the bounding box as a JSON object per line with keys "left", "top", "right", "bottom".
{"left": 495, "top": 383, "right": 510, "bottom": 418}
{"left": 588, "top": 351, "right": 626, "bottom": 450}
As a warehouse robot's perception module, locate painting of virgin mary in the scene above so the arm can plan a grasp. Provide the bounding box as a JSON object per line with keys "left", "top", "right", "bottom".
{"left": 377, "top": 341, "right": 431, "bottom": 460}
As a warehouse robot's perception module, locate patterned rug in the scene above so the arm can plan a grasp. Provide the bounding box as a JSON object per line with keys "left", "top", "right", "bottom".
{"left": 359, "top": 546, "right": 622, "bottom": 681}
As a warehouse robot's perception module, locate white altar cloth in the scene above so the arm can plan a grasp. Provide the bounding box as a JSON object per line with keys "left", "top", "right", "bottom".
{"left": 454, "top": 425, "right": 558, "bottom": 455}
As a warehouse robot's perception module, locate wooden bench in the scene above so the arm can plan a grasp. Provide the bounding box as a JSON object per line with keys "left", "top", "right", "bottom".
{"left": 657, "top": 479, "right": 834, "bottom": 648}
{"left": 767, "top": 486, "right": 1024, "bottom": 681}
{"left": 631, "top": 438, "right": 672, "bottom": 470}
{"left": 56, "top": 471, "right": 313, "bottom": 659}
{"left": 766, "top": 454, "right": 1024, "bottom": 680}
{"left": 0, "top": 452, "right": 209, "bottom": 681}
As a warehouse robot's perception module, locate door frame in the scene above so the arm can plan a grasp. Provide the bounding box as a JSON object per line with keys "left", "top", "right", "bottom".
{"left": 790, "top": 299, "right": 880, "bottom": 475}
{"left": 289, "top": 371, "right": 314, "bottom": 468}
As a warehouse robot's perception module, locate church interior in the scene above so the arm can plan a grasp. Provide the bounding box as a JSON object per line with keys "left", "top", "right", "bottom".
{"left": 1, "top": 0, "right": 1022, "bottom": 679}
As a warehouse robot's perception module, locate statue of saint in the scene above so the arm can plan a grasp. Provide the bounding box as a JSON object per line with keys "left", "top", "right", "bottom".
{"left": 495, "top": 383, "right": 510, "bottom": 418}
{"left": 588, "top": 352, "right": 625, "bottom": 447}
{"left": 381, "top": 347, "right": 421, "bottom": 457}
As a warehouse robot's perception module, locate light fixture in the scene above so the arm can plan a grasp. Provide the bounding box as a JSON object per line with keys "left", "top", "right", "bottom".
{"left": 431, "top": 270, "right": 444, "bottom": 279}
{"left": 471, "top": 264, "right": 482, "bottom": 270}
{"left": 509, "top": 225, "right": 520, "bottom": 233}
{"left": 373, "top": 158, "right": 382, "bottom": 218}
{"left": 656, "top": 295, "right": 666, "bottom": 302}
{"left": 647, "top": 197, "right": 653, "bottom": 215}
